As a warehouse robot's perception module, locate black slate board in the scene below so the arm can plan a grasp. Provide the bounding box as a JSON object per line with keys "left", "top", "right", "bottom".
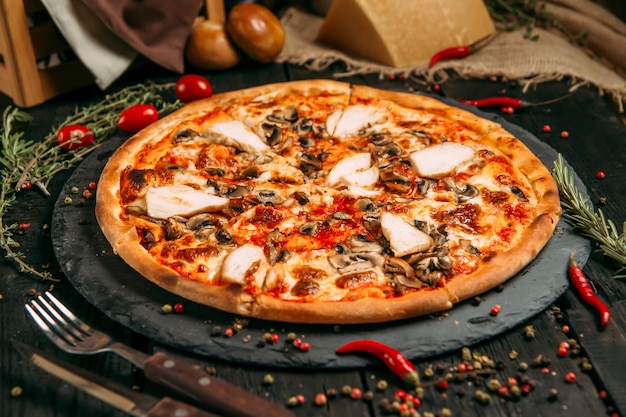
{"left": 50, "top": 104, "right": 589, "bottom": 369}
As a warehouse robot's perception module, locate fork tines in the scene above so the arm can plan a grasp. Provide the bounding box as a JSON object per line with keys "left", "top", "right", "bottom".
{"left": 25, "top": 292, "right": 92, "bottom": 347}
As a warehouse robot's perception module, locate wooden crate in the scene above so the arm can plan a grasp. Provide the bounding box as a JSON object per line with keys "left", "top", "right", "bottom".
{"left": 0, "top": 0, "right": 94, "bottom": 108}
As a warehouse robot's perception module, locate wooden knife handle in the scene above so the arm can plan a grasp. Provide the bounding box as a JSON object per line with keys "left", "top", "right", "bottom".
{"left": 148, "top": 397, "right": 221, "bottom": 417}
{"left": 144, "top": 351, "right": 295, "bottom": 417}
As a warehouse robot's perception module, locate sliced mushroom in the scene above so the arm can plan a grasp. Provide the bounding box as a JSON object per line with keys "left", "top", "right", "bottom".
{"left": 332, "top": 211, "right": 351, "bottom": 220}
{"left": 205, "top": 167, "right": 226, "bottom": 177}
{"left": 215, "top": 229, "right": 233, "bottom": 244}
{"left": 187, "top": 213, "right": 216, "bottom": 231}
{"left": 355, "top": 198, "right": 377, "bottom": 212}
{"left": 297, "top": 152, "right": 324, "bottom": 171}
{"left": 125, "top": 205, "right": 147, "bottom": 217}
{"left": 240, "top": 165, "right": 260, "bottom": 179}
{"left": 328, "top": 253, "right": 373, "bottom": 273}
{"left": 368, "top": 132, "right": 393, "bottom": 146}
{"left": 266, "top": 229, "right": 289, "bottom": 264}
{"left": 384, "top": 257, "right": 415, "bottom": 279}
{"left": 459, "top": 238, "right": 481, "bottom": 255}
{"left": 299, "top": 220, "right": 322, "bottom": 236}
{"left": 253, "top": 189, "right": 285, "bottom": 206}
{"left": 379, "top": 165, "right": 412, "bottom": 193}
{"left": 510, "top": 185, "right": 529, "bottom": 202}
{"left": 347, "top": 235, "right": 385, "bottom": 254}
{"left": 395, "top": 274, "right": 427, "bottom": 289}
{"left": 418, "top": 178, "right": 434, "bottom": 196}
{"left": 298, "top": 136, "right": 315, "bottom": 148}
{"left": 292, "top": 191, "right": 309, "bottom": 205}
{"left": 334, "top": 243, "right": 351, "bottom": 254}
{"left": 377, "top": 142, "right": 403, "bottom": 158}
{"left": 443, "top": 177, "right": 479, "bottom": 202}
{"left": 165, "top": 217, "right": 186, "bottom": 240}
{"left": 254, "top": 154, "right": 274, "bottom": 165}
{"left": 174, "top": 127, "right": 200, "bottom": 143}
{"left": 295, "top": 117, "right": 313, "bottom": 135}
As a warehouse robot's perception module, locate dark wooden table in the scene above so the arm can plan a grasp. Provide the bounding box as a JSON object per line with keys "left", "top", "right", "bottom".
{"left": 2, "top": 62, "right": 625, "bottom": 417}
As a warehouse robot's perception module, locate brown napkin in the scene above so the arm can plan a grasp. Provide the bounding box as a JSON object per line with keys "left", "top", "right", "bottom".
{"left": 81, "top": 0, "right": 203, "bottom": 73}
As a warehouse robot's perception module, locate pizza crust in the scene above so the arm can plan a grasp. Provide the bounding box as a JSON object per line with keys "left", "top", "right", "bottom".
{"left": 96, "top": 79, "right": 561, "bottom": 324}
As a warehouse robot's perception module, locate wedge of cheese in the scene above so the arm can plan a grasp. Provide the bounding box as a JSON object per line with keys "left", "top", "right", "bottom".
{"left": 316, "top": 0, "right": 495, "bottom": 67}
{"left": 145, "top": 185, "right": 229, "bottom": 219}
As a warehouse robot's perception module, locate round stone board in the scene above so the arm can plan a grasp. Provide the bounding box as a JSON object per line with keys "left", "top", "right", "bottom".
{"left": 51, "top": 100, "right": 589, "bottom": 369}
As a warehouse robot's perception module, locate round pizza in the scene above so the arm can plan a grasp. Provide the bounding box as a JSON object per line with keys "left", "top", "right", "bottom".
{"left": 95, "top": 80, "right": 561, "bottom": 324}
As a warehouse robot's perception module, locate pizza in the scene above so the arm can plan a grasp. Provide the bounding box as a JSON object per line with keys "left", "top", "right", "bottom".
{"left": 95, "top": 79, "right": 561, "bottom": 324}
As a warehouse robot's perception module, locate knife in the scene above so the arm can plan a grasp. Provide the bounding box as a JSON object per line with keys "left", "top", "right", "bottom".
{"left": 12, "top": 340, "right": 220, "bottom": 417}
{"left": 14, "top": 338, "right": 295, "bottom": 417}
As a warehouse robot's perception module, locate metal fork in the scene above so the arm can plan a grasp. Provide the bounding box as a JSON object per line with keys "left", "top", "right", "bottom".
{"left": 25, "top": 292, "right": 296, "bottom": 417}
{"left": 25, "top": 291, "right": 145, "bottom": 368}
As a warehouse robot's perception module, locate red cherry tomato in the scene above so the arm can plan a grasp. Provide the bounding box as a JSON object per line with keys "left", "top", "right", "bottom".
{"left": 57, "top": 124, "right": 94, "bottom": 150}
{"left": 175, "top": 74, "right": 213, "bottom": 103}
{"left": 117, "top": 104, "right": 159, "bottom": 132}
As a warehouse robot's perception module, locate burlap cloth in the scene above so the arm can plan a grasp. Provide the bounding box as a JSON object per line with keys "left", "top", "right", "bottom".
{"left": 276, "top": 0, "right": 626, "bottom": 112}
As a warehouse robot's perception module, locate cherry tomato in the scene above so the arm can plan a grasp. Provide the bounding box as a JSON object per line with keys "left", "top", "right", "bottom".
{"left": 175, "top": 74, "right": 213, "bottom": 103}
{"left": 57, "top": 124, "right": 94, "bottom": 150}
{"left": 117, "top": 104, "right": 159, "bottom": 132}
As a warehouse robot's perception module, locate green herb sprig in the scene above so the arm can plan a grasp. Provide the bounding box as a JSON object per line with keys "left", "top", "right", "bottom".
{"left": 0, "top": 82, "right": 181, "bottom": 281}
{"left": 485, "top": 0, "right": 587, "bottom": 43}
{"left": 551, "top": 154, "right": 626, "bottom": 278}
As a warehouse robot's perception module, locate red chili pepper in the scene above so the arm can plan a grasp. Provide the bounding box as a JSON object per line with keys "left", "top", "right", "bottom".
{"left": 336, "top": 340, "right": 419, "bottom": 386}
{"left": 429, "top": 46, "right": 471, "bottom": 67}
{"left": 568, "top": 250, "right": 610, "bottom": 327}
{"left": 459, "top": 94, "right": 571, "bottom": 109}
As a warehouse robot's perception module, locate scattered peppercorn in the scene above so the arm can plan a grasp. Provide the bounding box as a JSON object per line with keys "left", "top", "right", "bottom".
{"left": 341, "top": 385, "right": 352, "bottom": 396}
{"left": 524, "top": 325, "right": 536, "bottom": 339}
{"left": 377, "top": 379, "right": 389, "bottom": 391}
{"left": 161, "top": 304, "right": 173, "bottom": 313}
{"left": 64, "top": 196, "right": 73, "bottom": 205}
{"left": 350, "top": 387, "right": 362, "bottom": 400}
{"left": 490, "top": 304, "right": 501, "bottom": 316}
{"left": 596, "top": 171, "right": 606, "bottom": 179}
{"left": 263, "top": 374, "right": 274, "bottom": 385}
{"left": 224, "top": 327, "right": 234, "bottom": 337}
{"left": 326, "top": 388, "right": 338, "bottom": 398}
{"left": 88, "top": 181, "right": 97, "bottom": 189}
{"left": 560, "top": 130, "right": 569, "bottom": 138}
{"left": 542, "top": 124, "right": 551, "bottom": 133}
{"left": 548, "top": 387, "right": 559, "bottom": 401}
{"left": 363, "top": 390, "right": 374, "bottom": 402}
{"left": 299, "top": 341, "right": 311, "bottom": 352}
{"left": 10, "top": 386, "right": 23, "bottom": 397}
{"left": 173, "top": 303, "right": 184, "bottom": 313}
{"left": 314, "top": 392, "right": 327, "bottom": 406}
{"left": 564, "top": 372, "right": 577, "bottom": 383}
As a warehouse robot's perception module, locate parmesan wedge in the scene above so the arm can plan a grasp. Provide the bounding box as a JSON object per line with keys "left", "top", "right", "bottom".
{"left": 326, "top": 105, "right": 386, "bottom": 136}
{"left": 380, "top": 211, "right": 433, "bottom": 257}
{"left": 409, "top": 142, "right": 475, "bottom": 179}
{"left": 221, "top": 244, "right": 266, "bottom": 286}
{"left": 145, "top": 185, "right": 229, "bottom": 219}
{"left": 316, "top": 0, "right": 495, "bottom": 68}
{"left": 326, "top": 152, "right": 374, "bottom": 188}
{"left": 208, "top": 120, "right": 269, "bottom": 153}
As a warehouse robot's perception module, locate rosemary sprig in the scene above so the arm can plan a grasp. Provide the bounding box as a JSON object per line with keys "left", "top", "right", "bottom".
{"left": 0, "top": 82, "right": 182, "bottom": 281}
{"left": 551, "top": 154, "right": 626, "bottom": 279}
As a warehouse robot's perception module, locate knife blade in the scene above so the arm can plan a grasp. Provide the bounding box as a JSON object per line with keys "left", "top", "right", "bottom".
{"left": 12, "top": 340, "right": 221, "bottom": 417}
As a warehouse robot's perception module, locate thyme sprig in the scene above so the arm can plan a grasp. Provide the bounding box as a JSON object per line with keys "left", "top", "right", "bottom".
{"left": 0, "top": 82, "right": 181, "bottom": 281}
{"left": 551, "top": 154, "right": 626, "bottom": 279}
{"left": 485, "top": 0, "right": 587, "bottom": 43}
